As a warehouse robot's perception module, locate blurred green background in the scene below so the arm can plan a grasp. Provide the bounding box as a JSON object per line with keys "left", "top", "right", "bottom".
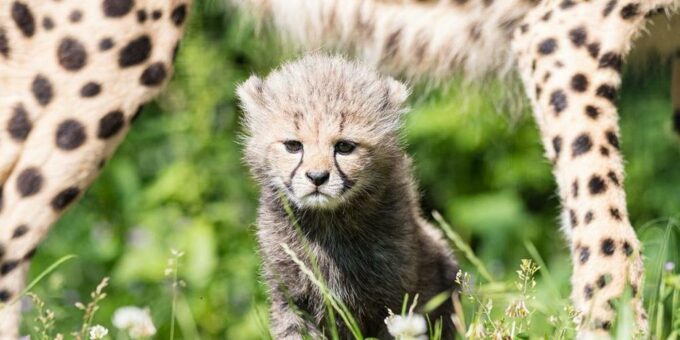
{"left": 23, "top": 1, "right": 680, "bottom": 338}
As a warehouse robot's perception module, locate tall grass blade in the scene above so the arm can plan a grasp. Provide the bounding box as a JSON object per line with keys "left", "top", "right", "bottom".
{"left": 433, "top": 211, "right": 495, "bottom": 283}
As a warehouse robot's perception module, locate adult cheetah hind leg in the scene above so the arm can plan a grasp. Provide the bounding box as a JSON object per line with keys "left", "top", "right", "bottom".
{"left": 0, "top": 0, "right": 191, "bottom": 338}
{"left": 511, "top": 0, "right": 676, "bottom": 337}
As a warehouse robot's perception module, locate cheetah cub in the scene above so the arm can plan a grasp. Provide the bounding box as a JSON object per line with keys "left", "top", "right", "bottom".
{"left": 238, "top": 54, "right": 458, "bottom": 339}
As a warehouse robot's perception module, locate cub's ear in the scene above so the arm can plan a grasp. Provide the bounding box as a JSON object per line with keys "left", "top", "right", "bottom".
{"left": 237, "top": 75, "right": 266, "bottom": 116}
{"left": 384, "top": 78, "right": 410, "bottom": 111}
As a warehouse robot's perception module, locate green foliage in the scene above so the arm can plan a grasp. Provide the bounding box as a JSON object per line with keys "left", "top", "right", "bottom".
{"left": 21, "top": 1, "right": 680, "bottom": 338}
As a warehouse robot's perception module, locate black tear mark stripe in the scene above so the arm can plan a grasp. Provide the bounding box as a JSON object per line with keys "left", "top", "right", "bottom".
{"left": 333, "top": 157, "right": 355, "bottom": 194}
{"left": 287, "top": 150, "right": 304, "bottom": 190}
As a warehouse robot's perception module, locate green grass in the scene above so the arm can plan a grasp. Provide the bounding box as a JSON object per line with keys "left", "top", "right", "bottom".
{"left": 17, "top": 1, "right": 680, "bottom": 338}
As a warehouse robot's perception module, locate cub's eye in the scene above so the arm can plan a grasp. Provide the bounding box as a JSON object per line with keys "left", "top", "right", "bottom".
{"left": 283, "top": 140, "right": 303, "bottom": 153}
{"left": 335, "top": 140, "right": 356, "bottom": 155}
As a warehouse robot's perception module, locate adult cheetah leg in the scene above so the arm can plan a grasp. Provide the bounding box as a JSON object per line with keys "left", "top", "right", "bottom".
{"left": 673, "top": 53, "right": 680, "bottom": 135}
{"left": 0, "top": 1, "right": 190, "bottom": 338}
{"left": 511, "top": 1, "right": 679, "bottom": 337}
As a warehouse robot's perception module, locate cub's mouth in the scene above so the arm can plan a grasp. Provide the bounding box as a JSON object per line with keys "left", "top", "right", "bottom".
{"left": 300, "top": 190, "right": 338, "bottom": 208}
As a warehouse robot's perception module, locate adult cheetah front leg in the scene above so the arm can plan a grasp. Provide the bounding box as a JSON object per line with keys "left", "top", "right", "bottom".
{"left": 0, "top": 0, "right": 190, "bottom": 338}
{"left": 512, "top": 0, "right": 677, "bottom": 337}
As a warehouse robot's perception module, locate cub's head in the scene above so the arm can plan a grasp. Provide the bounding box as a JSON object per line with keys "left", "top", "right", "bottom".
{"left": 238, "top": 54, "right": 409, "bottom": 209}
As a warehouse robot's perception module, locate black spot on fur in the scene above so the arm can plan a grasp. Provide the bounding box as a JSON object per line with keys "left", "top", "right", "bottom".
{"left": 541, "top": 11, "right": 552, "bottom": 21}
{"left": 610, "top": 207, "right": 622, "bottom": 220}
{"left": 56, "top": 119, "right": 86, "bottom": 150}
{"left": 12, "top": 225, "right": 28, "bottom": 239}
{"left": 16, "top": 167, "right": 43, "bottom": 197}
{"left": 571, "top": 73, "right": 589, "bottom": 92}
{"left": 601, "top": 238, "right": 615, "bottom": 256}
{"left": 568, "top": 27, "right": 587, "bottom": 47}
{"left": 538, "top": 38, "right": 557, "bottom": 55}
{"left": 552, "top": 136, "right": 562, "bottom": 158}
{"left": 622, "top": 241, "right": 633, "bottom": 256}
{"left": 99, "top": 38, "right": 114, "bottom": 51}
{"left": 587, "top": 42, "right": 601, "bottom": 59}
{"left": 560, "top": 0, "right": 576, "bottom": 9}
{"left": 8, "top": 104, "right": 32, "bottom": 141}
{"left": 584, "top": 284, "right": 593, "bottom": 299}
{"left": 607, "top": 171, "right": 619, "bottom": 186}
{"left": 599, "top": 52, "right": 623, "bottom": 72}
{"left": 603, "top": 0, "right": 618, "bottom": 16}
{"left": 0, "top": 290, "right": 11, "bottom": 302}
{"left": 57, "top": 37, "right": 87, "bottom": 71}
{"left": 600, "top": 146, "right": 610, "bottom": 157}
{"left": 596, "top": 84, "right": 618, "bottom": 103}
{"left": 570, "top": 209, "right": 578, "bottom": 228}
{"left": 588, "top": 175, "right": 607, "bottom": 195}
{"left": 605, "top": 130, "right": 620, "bottom": 149}
{"left": 171, "top": 4, "right": 187, "bottom": 26}
{"left": 152, "top": 10, "right": 162, "bottom": 20}
{"left": 620, "top": 3, "right": 640, "bottom": 19}
{"left": 23, "top": 248, "right": 36, "bottom": 260}
{"left": 1, "top": 260, "right": 19, "bottom": 275}
{"left": 69, "top": 10, "right": 83, "bottom": 23}
{"left": 103, "top": 0, "right": 133, "bottom": 17}
{"left": 80, "top": 82, "right": 102, "bottom": 97}
{"left": 584, "top": 211, "right": 594, "bottom": 224}
{"left": 549, "top": 90, "right": 568, "bottom": 114}
{"left": 51, "top": 187, "right": 80, "bottom": 211}
{"left": 585, "top": 105, "right": 600, "bottom": 119}
{"left": 572, "top": 180, "right": 579, "bottom": 198}
{"left": 596, "top": 320, "right": 612, "bottom": 330}
{"left": 140, "top": 62, "right": 167, "bottom": 86}
{"left": 0, "top": 27, "right": 10, "bottom": 57}
{"left": 118, "top": 35, "right": 151, "bottom": 67}
{"left": 42, "top": 17, "right": 54, "bottom": 30}
{"left": 12, "top": 1, "right": 35, "bottom": 37}
{"left": 32, "top": 74, "right": 53, "bottom": 106}
{"left": 579, "top": 246, "right": 590, "bottom": 264}
{"left": 98, "top": 110, "right": 125, "bottom": 139}
{"left": 572, "top": 133, "right": 593, "bottom": 157}
{"left": 136, "top": 9, "right": 147, "bottom": 23}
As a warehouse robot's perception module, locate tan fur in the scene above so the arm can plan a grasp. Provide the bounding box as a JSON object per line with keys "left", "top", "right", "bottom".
{"left": 236, "top": 0, "right": 680, "bottom": 338}
{"left": 0, "top": 1, "right": 190, "bottom": 338}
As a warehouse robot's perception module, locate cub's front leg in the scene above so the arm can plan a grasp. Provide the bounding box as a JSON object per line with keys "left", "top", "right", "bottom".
{"left": 270, "top": 293, "right": 324, "bottom": 340}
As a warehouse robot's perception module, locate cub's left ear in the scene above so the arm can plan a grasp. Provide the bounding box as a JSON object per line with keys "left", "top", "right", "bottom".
{"left": 384, "top": 78, "right": 410, "bottom": 111}
{"left": 237, "top": 75, "right": 266, "bottom": 116}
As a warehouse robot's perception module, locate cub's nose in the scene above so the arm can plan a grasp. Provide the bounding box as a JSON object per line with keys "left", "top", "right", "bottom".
{"left": 306, "top": 171, "right": 330, "bottom": 186}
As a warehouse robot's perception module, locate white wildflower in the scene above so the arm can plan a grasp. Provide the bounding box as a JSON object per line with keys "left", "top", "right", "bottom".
{"left": 112, "top": 306, "right": 157, "bottom": 338}
{"left": 465, "top": 321, "right": 487, "bottom": 339}
{"left": 505, "top": 298, "right": 530, "bottom": 318}
{"left": 665, "top": 262, "right": 675, "bottom": 272}
{"left": 89, "top": 325, "right": 109, "bottom": 339}
{"left": 385, "top": 311, "right": 427, "bottom": 340}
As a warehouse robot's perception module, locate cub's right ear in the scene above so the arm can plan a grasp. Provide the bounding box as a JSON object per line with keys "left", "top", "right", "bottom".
{"left": 237, "top": 75, "right": 266, "bottom": 116}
